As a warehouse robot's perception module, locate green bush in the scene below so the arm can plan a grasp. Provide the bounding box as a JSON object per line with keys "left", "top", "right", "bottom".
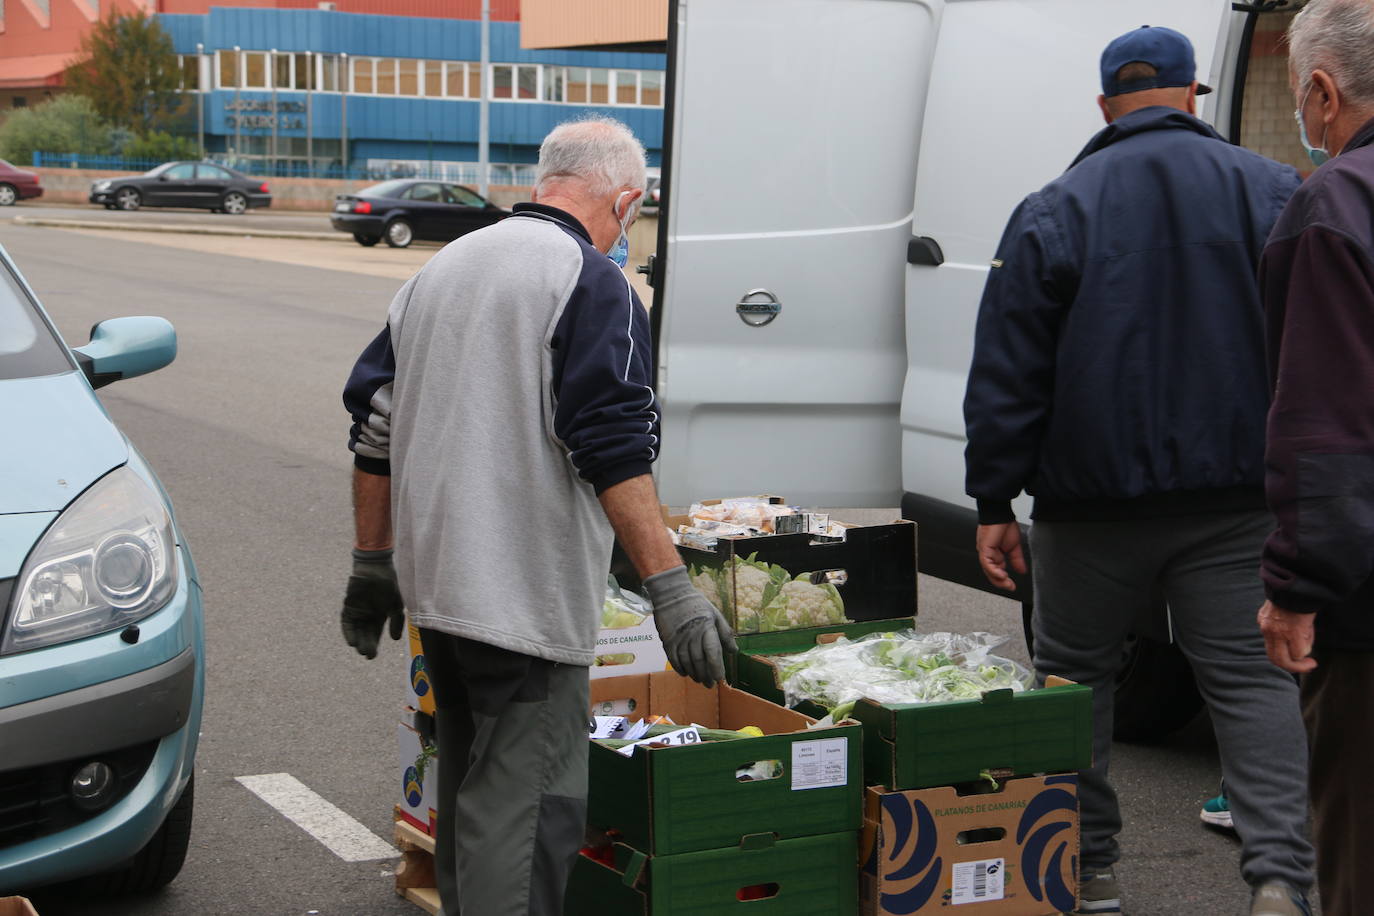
{"left": 0, "top": 95, "right": 112, "bottom": 165}
{"left": 122, "top": 130, "right": 197, "bottom": 162}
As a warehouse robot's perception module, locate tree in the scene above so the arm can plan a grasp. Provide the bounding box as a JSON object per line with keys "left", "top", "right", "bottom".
{"left": 0, "top": 95, "right": 112, "bottom": 166}
{"left": 65, "top": 10, "right": 185, "bottom": 134}
{"left": 122, "top": 130, "right": 197, "bottom": 162}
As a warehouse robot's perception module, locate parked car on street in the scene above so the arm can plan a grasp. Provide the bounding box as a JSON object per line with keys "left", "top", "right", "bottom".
{"left": 329, "top": 179, "right": 509, "bottom": 248}
{"left": 0, "top": 245, "right": 204, "bottom": 896}
{"left": 89, "top": 161, "right": 270, "bottom": 214}
{"left": 0, "top": 160, "right": 43, "bottom": 206}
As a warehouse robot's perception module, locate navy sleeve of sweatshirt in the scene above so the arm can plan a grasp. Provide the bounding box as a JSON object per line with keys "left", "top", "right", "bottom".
{"left": 343, "top": 324, "right": 395, "bottom": 476}
{"left": 963, "top": 194, "right": 1071, "bottom": 524}
{"left": 550, "top": 246, "right": 660, "bottom": 495}
{"left": 1262, "top": 224, "right": 1374, "bottom": 613}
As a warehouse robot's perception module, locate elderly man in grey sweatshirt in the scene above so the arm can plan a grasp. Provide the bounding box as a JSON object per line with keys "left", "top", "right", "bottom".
{"left": 340, "top": 116, "right": 734, "bottom": 916}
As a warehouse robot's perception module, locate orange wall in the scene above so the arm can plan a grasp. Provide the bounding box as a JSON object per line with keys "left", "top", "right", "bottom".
{"left": 2, "top": 0, "right": 147, "bottom": 60}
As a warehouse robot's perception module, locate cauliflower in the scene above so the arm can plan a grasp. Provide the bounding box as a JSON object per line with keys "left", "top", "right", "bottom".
{"left": 721, "top": 554, "right": 788, "bottom": 634}
{"left": 779, "top": 576, "right": 847, "bottom": 628}
{"left": 690, "top": 565, "right": 726, "bottom": 614}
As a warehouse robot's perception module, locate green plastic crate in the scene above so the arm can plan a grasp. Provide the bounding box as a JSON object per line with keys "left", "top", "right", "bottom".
{"left": 733, "top": 646, "right": 1092, "bottom": 791}
{"left": 565, "top": 831, "right": 859, "bottom": 916}
{"left": 588, "top": 672, "right": 862, "bottom": 856}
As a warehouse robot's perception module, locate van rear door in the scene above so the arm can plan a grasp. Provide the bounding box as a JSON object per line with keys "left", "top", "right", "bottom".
{"left": 652, "top": 0, "right": 938, "bottom": 507}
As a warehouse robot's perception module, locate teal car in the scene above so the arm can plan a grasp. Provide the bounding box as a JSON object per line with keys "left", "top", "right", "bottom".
{"left": 0, "top": 245, "right": 204, "bottom": 895}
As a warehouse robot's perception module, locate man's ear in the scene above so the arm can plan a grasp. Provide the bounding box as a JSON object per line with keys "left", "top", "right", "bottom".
{"left": 1312, "top": 68, "right": 1341, "bottom": 125}
{"left": 1097, "top": 94, "right": 1113, "bottom": 125}
{"left": 1187, "top": 81, "right": 1198, "bottom": 116}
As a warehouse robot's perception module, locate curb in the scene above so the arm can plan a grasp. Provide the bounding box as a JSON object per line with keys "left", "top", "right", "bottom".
{"left": 11, "top": 215, "right": 344, "bottom": 242}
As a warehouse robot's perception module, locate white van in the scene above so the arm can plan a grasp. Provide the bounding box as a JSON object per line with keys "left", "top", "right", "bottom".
{"left": 647, "top": 0, "right": 1299, "bottom": 741}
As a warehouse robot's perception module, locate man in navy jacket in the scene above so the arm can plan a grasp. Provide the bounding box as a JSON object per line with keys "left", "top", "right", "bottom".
{"left": 963, "top": 26, "right": 1311, "bottom": 916}
{"left": 1257, "top": 2, "right": 1374, "bottom": 912}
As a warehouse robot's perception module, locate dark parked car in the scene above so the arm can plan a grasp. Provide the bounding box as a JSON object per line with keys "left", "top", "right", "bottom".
{"left": 330, "top": 179, "right": 509, "bottom": 248}
{"left": 0, "top": 159, "right": 43, "bottom": 205}
{"left": 89, "top": 162, "right": 271, "bottom": 214}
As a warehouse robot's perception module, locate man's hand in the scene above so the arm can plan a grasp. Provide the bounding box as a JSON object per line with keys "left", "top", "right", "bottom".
{"left": 977, "top": 522, "right": 1027, "bottom": 592}
{"left": 643, "top": 565, "right": 737, "bottom": 688}
{"left": 342, "top": 548, "right": 405, "bottom": 659}
{"left": 1258, "top": 600, "right": 1317, "bottom": 674}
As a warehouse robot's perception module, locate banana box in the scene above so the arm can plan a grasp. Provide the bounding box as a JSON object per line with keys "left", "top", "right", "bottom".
{"left": 397, "top": 720, "right": 439, "bottom": 836}
{"left": 404, "top": 623, "right": 436, "bottom": 716}
{"left": 860, "top": 774, "right": 1080, "bottom": 915}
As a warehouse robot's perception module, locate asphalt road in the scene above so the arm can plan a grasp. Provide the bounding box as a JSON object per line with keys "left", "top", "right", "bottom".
{"left": 0, "top": 217, "right": 1302, "bottom": 915}
{"left": 0, "top": 200, "right": 337, "bottom": 236}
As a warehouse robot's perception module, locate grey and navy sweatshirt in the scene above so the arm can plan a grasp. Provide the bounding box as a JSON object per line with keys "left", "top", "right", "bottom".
{"left": 343, "top": 203, "right": 659, "bottom": 665}
{"left": 1261, "top": 118, "right": 1374, "bottom": 650}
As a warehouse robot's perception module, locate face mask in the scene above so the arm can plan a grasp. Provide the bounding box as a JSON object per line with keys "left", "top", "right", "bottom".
{"left": 607, "top": 191, "right": 633, "bottom": 268}
{"left": 1295, "top": 84, "right": 1332, "bottom": 168}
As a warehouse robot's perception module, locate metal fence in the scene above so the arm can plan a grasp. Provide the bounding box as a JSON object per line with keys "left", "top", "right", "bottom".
{"left": 31, "top": 152, "right": 537, "bottom": 186}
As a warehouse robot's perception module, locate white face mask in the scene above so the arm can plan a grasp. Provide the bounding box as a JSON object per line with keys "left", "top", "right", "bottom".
{"left": 607, "top": 191, "right": 633, "bottom": 267}
{"left": 1295, "top": 83, "right": 1332, "bottom": 168}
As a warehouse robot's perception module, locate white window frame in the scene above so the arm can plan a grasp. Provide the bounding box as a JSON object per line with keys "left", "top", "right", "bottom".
{"left": 242, "top": 50, "right": 269, "bottom": 90}
{"left": 489, "top": 63, "right": 540, "bottom": 103}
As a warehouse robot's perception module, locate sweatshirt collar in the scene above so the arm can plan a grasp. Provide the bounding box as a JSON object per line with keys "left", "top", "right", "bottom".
{"left": 511, "top": 202, "right": 594, "bottom": 246}
{"left": 1342, "top": 115, "right": 1374, "bottom": 156}
{"left": 1068, "top": 106, "right": 1223, "bottom": 169}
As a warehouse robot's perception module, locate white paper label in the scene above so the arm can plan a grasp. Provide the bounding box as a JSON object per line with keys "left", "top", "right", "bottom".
{"left": 614, "top": 725, "right": 704, "bottom": 757}
{"left": 588, "top": 716, "right": 628, "bottom": 739}
{"left": 789, "top": 737, "right": 848, "bottom": 790}
{"left": 950, "top": 858, "right": 1005, "bottom": 905}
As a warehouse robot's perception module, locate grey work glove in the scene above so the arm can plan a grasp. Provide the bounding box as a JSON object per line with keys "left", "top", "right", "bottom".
{"left": 643, "top": 565, "right": 738, "bottom": 688}
{"left": 342, "top": 548, "right": 405, "bottom": 659}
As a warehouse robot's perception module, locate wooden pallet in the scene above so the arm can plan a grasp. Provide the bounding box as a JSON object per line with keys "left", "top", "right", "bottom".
{"left": 393, "top": 809, "right": 440, "bottom": 915}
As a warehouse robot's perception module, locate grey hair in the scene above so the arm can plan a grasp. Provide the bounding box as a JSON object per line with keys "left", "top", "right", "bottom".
{"left": 1289, "top": 0, "right": 1374, "bottom": 105}
{"left": 534, "top": 115, "right": 647, "bottom": 201}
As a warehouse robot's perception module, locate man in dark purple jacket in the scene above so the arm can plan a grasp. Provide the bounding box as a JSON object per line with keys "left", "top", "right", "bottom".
{"left": 1258, "top": 2, "right": 1374, "bottom": 913}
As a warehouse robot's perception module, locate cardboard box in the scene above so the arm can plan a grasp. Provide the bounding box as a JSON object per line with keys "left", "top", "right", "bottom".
{"left": 734, "top": 650, "right": 1092, "bottom": 791}
{"left": 860, "top": 775, "right": 1079, "bottom": 915}
{"left": 670, "top": 512, "right": 918, "bottom": 639}
{"left": 405, "top": 623, "right": 436, "bottom": 717}
{"left": 587, "top": 672, "right": 862, "bottom": 856}
{"left": 565, "top": 831, "right": 859, "bottom": 916}
{"left": 397, "top": 720, "right": 439, "bottom": 836}
{"left": 0, "top": 899, "right": 38, "bottom": 916}
{"left": 592, "top": 613, "right": 671, "bottom": 680}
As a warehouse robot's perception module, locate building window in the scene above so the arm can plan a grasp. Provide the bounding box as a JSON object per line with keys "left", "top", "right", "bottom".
{"left": 398, "top": 59, "right": 420, "bottom": 96}
{"left": 615, "top": 70, "right": 637, "bottom": 105}
{"left": 588, "top": 68, "right": 610, "bottom": 104}
{"left": 319, "top": 54, "right": 339, "bottom": 92}
{"left": 243, "top": 51, "right": 268, "bottom": 89}
{"left": 565, "top": 67, "right": 589, "bottom": 103}
{"left": 641, "top": 71, "right": 663, "bottom": 106}
{"left": 272, "top": 52, "right": 292, "bottom": 90}
{"left": 352, "top": 56, "right": 374, "bottom": 94}
{"left": 424, "top": 60, "right": 444, "bottom": 97}
{"left": 217, "top": 49, "right": 239, "bottom": 89}
{"left": 543, "top": 68, "right": 564, "bottom": 103}
{"left": 491, "top": 63, "right": 538, "bottom": 101}
{"left": 176, "top": 54, "right": 200, "bottom": 91}
{"left": 376, "top": 58, "right": 398, "bottom": 95}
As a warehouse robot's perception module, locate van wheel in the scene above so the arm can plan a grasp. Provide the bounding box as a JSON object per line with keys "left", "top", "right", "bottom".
{"left": 1113, "top": 635, "right": 1203, "bottom": 743}
{"left": 89, "top": 775, "right": 195, "bottom": 894}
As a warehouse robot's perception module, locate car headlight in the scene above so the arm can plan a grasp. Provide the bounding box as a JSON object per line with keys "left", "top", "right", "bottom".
{"left": 94, "top": 180, "right": 112, "bottom": 191}
{"left": 3, "top": 467, "right": 177, "bottom": 654}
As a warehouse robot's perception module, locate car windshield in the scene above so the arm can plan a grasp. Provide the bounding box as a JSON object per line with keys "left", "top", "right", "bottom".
{"left": 0, "top": 259, "right": 72, "bottom": 380}
{"left": 357, "top": 180, "right": 411, "bottom": 199}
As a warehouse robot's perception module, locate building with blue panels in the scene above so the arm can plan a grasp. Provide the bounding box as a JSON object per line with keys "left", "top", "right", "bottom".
{"left": 159, "top": 7, "right": 665, "bottom": 181}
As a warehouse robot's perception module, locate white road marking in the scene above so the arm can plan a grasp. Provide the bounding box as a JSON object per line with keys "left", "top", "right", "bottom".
{"left": 236, "top": 773, "right": 397, "bottom": 862}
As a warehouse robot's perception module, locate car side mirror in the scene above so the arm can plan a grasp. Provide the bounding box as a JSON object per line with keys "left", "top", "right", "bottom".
{"left": 72, "top": 317, "right": 177, "bottom": 389}
{"left": 157, "top": 174, "right": 170, "bottom": 181}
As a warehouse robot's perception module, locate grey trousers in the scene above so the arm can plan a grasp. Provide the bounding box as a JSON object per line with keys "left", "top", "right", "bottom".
{"left": 1029, "top": 510, "right": 1313, "bottom": 890}
{"left": 419, "top": 629, "right": 590, "bottom": 916}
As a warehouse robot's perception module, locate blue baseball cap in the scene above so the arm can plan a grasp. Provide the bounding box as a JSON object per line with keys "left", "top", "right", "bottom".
{"left": 1101, "top": 25, "right": 1212, "bottom": 97}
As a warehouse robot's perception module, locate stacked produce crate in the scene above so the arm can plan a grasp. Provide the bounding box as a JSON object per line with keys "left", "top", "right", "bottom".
{"left": 671, "top": 497, "right": 1093, "bottom": 915}
{"left": 566, "top": 671, "right": 864, "bottom": 915}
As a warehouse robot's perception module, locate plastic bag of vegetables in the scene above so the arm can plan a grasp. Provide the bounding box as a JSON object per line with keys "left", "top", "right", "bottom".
{"left": 601, "top": 575, "right": 652, "bottom": 629}
{"left": 776, "top": 630, "right": 1034, "bottom": 710}
{"left": 687, "top": 553, "right": 849, "bottom": 634}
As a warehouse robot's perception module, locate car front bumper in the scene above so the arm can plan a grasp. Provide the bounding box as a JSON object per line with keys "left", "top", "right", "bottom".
{"left": 0, "top": 547, "right": 204, "bottom": 892}
{"left": 88, "top": 190, "right": 113, "bottom": 205}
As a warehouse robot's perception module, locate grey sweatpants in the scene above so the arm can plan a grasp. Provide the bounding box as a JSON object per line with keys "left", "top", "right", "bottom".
{"left": 1030, "top": 510, "right": 1313, "bottom": 890}
{"left": 419, "top": 628, "right": 590, "bottom": 916}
